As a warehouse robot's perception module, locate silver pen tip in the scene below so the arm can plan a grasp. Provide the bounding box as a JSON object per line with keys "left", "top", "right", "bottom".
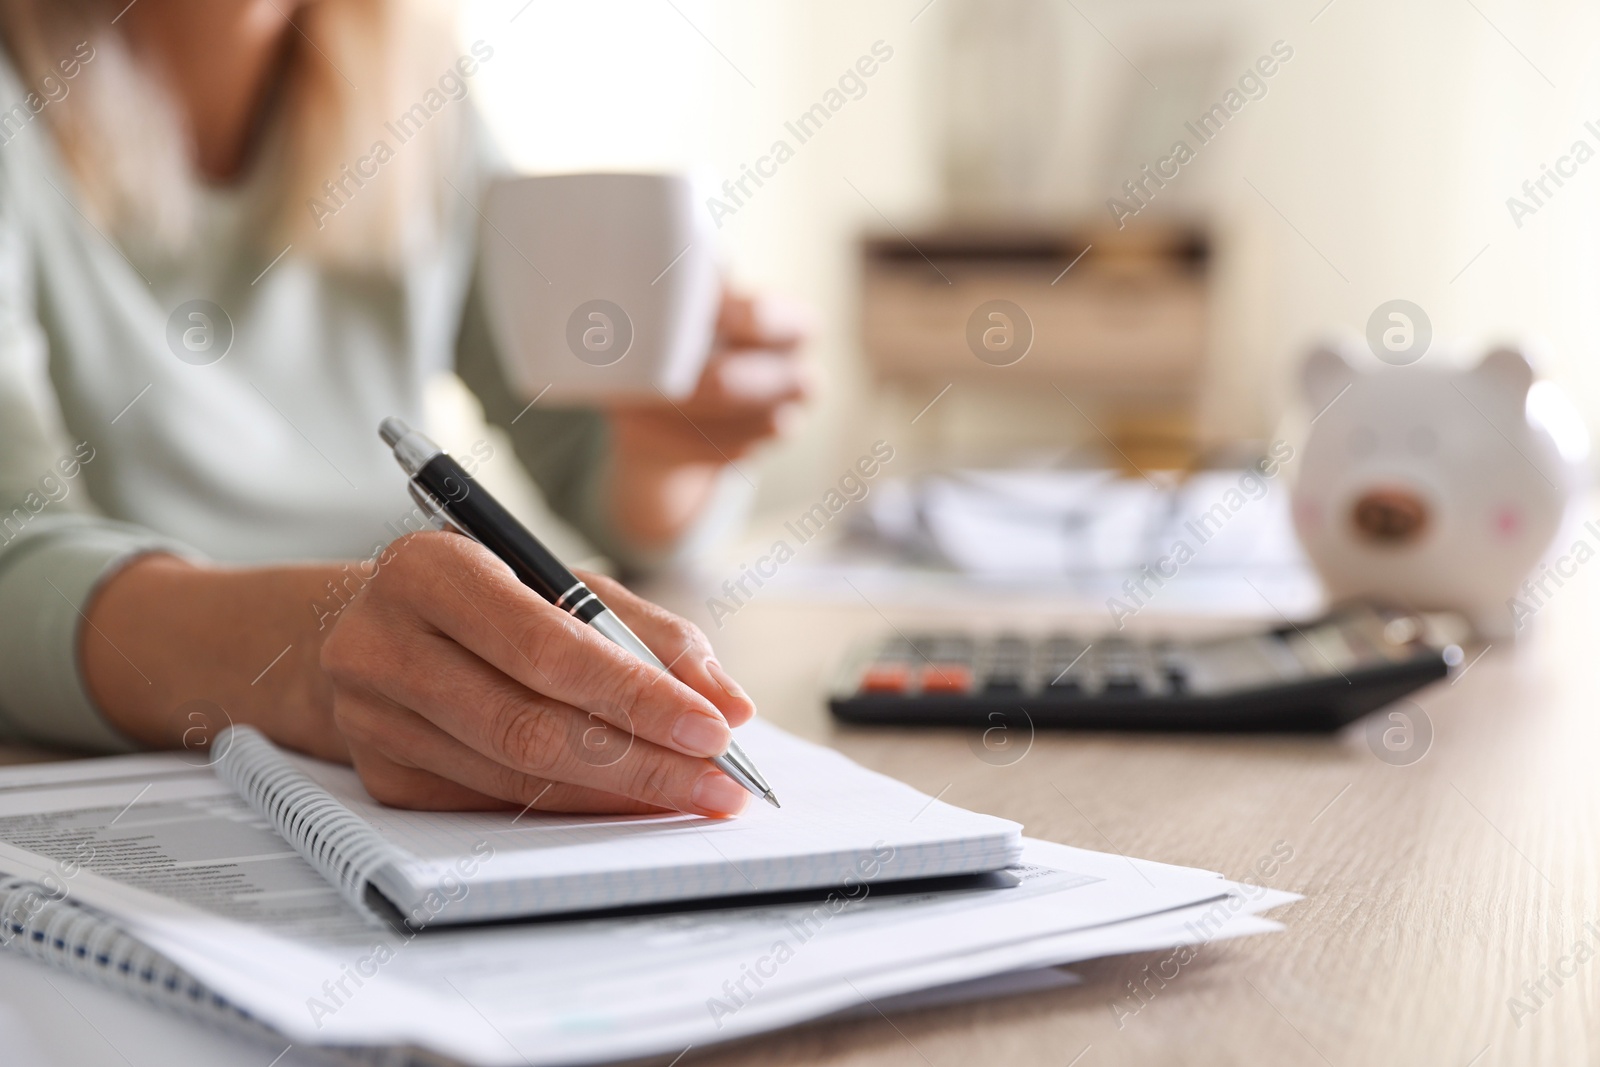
{"left": 378, "top": 416, "right": 411, "bottom": 448}
{"left": 763, "top": 791, "right": 781, "bottom": 809}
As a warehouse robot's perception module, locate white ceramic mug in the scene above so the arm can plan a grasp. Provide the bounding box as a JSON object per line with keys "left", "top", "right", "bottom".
{"left": 479, "top": 172, "right": 719, "bottom": 402}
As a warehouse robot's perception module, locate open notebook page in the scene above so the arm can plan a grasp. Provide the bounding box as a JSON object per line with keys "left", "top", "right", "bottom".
{"left": 283, "top": 719, "right": 1023, "bottom": 921}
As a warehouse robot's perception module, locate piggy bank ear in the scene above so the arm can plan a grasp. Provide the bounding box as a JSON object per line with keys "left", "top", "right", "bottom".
{"left": 1472, "top": 346, "right": 1535, "bottom": 402}
{"left": 1302, "top": 343, "right": 1355, "bottom": 411}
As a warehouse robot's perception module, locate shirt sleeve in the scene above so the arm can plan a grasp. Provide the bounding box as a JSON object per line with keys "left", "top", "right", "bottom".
{"left": 0, "top": 175, "right": 189, "bottom": 753}
{"left": 0, "top": 519, "right": 191, "bottom": 751}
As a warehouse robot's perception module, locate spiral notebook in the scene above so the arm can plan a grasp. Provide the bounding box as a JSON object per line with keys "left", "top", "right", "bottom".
{"left": 0, "top": 875, "right": 405, "bottom": 1066}
{"left": 211, "top": 721, "right": 1023, "bottom": 926}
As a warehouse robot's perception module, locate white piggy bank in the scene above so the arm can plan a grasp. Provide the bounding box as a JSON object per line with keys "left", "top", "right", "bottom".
{"left": 1290, "top": 343, "right": 1581, "bottom": 638}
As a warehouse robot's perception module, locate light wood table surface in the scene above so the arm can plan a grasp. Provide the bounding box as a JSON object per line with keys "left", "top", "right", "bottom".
{"left": 651, "top": 584, "right": 1600, "bottom": 1067}
{"left": 0, "top": 584, "right": 1593, "bottom": 1067}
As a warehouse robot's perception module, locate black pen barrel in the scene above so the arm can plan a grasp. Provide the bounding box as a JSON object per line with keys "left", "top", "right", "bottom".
{"left": 414, "top": 453, "right": 595, "bottom": 616}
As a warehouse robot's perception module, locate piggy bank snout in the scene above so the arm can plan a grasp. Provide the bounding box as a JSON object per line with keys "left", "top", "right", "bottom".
{"left": 1350, "top": 486, "right": 1429, "bottom": 545}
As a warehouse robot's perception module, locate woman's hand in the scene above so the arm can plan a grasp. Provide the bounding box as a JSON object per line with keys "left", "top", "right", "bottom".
{"left": 80, "top": 294, "right": 796, "bottom": 815}
{"left": 83, "top": 535, "right": 758, "bottom": 816}
{"left": 603, "top": 289, "right": 811, "bottom": 550}
{"left": 319, "top": 533, "right": 755, "bottom": 814}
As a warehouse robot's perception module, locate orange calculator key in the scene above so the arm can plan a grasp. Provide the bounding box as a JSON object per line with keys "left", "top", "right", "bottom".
{"left": 860, "top": 663, "right": 911, "bottom": 693}
{"left": 919, "top": 663, "right": 973, "bottom": 693}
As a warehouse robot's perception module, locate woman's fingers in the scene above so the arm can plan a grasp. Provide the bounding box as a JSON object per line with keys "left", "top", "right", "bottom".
{"left": 611, "top": 409, "right": 799, "bottom": 461}
{"left": 367, "top": 533, "right": 734, "bottom": 758}
{"left": 579, "top": 570, "right": 757, "bottom": 727}
{"left": 339, "top": 698, "right": 669, "bottom": 814}
{"left": 690, "top": 350, "right": 812, "bottom": 413}
{"left": 349, "top": 745, "right": 512, "bottom": 811}
{"left": 716, "top": 291, "right": 810, "bottom": 352}
{"left": 342, "top": 626, "right": 748, "bottom": 816}
{"left": 348, "top": 745, "right": 669, "bottom": 814}
{"left": 596, "top": 291, "right": 811, "bottom": 472}
{"left": 608, "top": 351, "right": 809, "bottom": 425}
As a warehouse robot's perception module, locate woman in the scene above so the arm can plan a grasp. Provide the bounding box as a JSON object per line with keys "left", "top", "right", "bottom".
{"left": 0, "top": 1, "right": 807, "bottom": 816}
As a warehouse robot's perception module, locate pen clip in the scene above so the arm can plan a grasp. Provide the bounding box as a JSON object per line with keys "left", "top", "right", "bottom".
{"left": 408, "top": 480, "right": 478, "bottom": 542}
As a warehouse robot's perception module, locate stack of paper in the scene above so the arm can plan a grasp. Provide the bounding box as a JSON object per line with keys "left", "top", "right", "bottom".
{"left": 0, "top": 728, "right": 1295, "bottom": 1065}
{"left": 776, "top": 468, "right": 1322, "bottom": 614}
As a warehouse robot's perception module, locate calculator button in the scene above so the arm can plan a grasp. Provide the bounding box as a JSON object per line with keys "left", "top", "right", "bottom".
{"left": 1043, "top": 635, "right": 1088, "bottom": 653}
{"left": 920, "top": 664, "right": 973, "bottom": 693}
{"left": 921, "top": 635, "right": 973, "bottom": 660}
{"left": 860, "top": 664, "right": 911, "bottom": 693}
{"left": 1044, "top": 656, "right": 1085, "bottom": 685}
{"left": 878, "top": 640, "right": 920, "bottom": 664}
{"left": 1046, "top": 678, "right": 1081, "bottom": 694}
{"left": 983, "top": 673, "right": 1024, "bottom": 694}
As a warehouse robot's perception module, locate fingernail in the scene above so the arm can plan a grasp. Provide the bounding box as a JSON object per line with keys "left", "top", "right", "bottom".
{"left": 757, "top": 295, "right": 812, "bottom": 340}
{"left": 692, "top": 770, "right": 750, "bottom": 815}
{"left": 673, "top": 712, "right": 731, "bottom": 757}
{"left": 706, "top": 660, "right": 753, "bottom": 708}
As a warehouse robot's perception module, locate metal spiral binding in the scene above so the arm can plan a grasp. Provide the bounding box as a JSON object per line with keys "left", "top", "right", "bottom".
{"left": 0, "top": 825, "right": 430, "bottom": 1063}
{"left": 0, "top": 873, "right": 281, "bottom": 1035}
{"left": 0, "top": 874, "right": 424, "bottom": 1064}
{"left": 213, "top": 726, "right": 405, "bottom": 914}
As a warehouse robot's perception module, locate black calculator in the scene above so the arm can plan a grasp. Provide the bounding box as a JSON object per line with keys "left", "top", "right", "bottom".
{"left": 827, "top": 603, "right": 1459, "bottom": 732}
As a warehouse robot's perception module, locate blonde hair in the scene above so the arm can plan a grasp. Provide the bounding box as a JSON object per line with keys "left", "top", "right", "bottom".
{"left": 0, "top": 0, "right": 463, "bottom": 272}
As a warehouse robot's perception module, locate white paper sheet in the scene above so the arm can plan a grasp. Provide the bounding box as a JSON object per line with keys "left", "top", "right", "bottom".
{"left": 0, "top": 751, "right": 1297, "bottom": 1066}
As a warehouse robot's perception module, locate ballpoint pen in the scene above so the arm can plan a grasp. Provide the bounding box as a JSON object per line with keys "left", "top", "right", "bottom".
{"left": 379, "top": 416, "right": 780, "bottom": 809}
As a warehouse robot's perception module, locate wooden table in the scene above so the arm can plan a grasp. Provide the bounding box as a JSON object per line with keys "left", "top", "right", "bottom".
{"left": 659, "top": 585, "right": 1600, "bottom": 1067}
{"left": 1, "top": 584, "right": 1592, "bottom": 1067}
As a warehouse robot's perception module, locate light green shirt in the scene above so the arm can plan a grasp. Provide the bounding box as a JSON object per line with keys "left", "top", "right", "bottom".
{"left": 0, "top": 63, "right": 701, "bottom": 753}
